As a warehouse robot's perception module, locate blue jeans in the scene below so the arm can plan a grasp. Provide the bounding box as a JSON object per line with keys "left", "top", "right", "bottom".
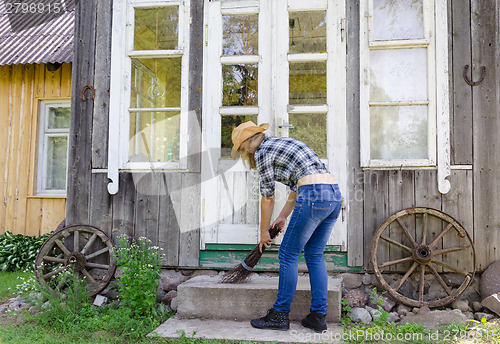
{"left": 273, "top": 184, "right": 342, "bottom": 315}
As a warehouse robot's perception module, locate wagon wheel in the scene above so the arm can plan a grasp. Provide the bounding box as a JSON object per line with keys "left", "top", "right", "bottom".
{"left": 35, "top": 225, "right": 116, "bottom": 296}
{"left": 371, "top": 207, "right": 475, "bottom": 308}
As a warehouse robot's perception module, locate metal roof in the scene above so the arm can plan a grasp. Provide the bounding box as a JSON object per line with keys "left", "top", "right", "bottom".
{"left": 0, "top": 0, "right": 74, "bottom": 66}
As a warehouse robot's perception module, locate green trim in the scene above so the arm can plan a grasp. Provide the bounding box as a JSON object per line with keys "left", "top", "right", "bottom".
{"left": 199, "top": 244, "right": 362, "bottom": 272}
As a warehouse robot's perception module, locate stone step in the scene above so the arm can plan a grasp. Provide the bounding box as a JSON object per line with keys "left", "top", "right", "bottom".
{"left": 177, "top": 275, "right": 342, "bottom": 322}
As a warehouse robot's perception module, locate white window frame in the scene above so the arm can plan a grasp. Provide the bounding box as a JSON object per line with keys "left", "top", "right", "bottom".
{"left": 359, "top": 0, "right": 451, "bottom": 191}
{"left": 108, "top": 0, "right": 190, "bottom": 194}
{"left": 36, "top": 100, "right": 71, "bottom": 196}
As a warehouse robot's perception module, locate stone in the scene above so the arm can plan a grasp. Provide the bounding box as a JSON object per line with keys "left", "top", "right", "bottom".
{"left": 387, "top": 312, "right": 400, "bottom": 323}
{"left": 161, "top": 290, "right": 178, "bottom": 305}
{"left": 451, "top": 300, "right": 472, "bottom": 312}
{"left": 474, "top": 312, "right": 494, "bottom": 321}
{"left": 181, "top": 270, "right": 194, "bottom": 276}
{"left": 160, "top": 270, "right": 190, "bottom": 292}
{"left": 157, "top": 303, "right": 171, "bottom": 314}
{"left": 480, "top": 261, "right": 500, "bottom": 299}
{"left": 170, "top": 297, "right": 178, "bottom": 312}
{"left": 0, "top": 304, "right": 7, "bottom": 314}
{"left": 412, "top": 307, "right": 420, "bottom": 314}
{"left": 463, "top": 311, "right": 474, "bottom": 320}
{"left": 482, "top": 293, "right": 500, "bottom": 317}
{"left": 458, "top": 276, "right": 482, "bottom": 303}
{"left": 396, "top": 304, "right": 411, "bottom": 316}
{"left": 442, "top": 273, "right": 467, "bottom": 288}
{"left": 398, "top": 309, "right": 468, "bottom": 330}
{"left": 190, "top": 269, "right": 218, "bottom": 278}
{"left": 418, "top": 306, "right": 431, "bottom": 314}
{"left": 368, "top": 308, "right": 382, "bottom": 320}
{"left": 93, "top": 295, "right": 108, "bottom": 307}
{"left": 339, "top": 273, "right": 363, "bottom": 290}
{"left": 472, "top": 301, "right": 483, "bottom": 312}
{"left": 344, "top": 289, "right": 367, "bottom": 308}
{"left": 351, "top": 307, "right": 372, "bottom": 324}
{"left": 362, "top": 273, "right": 372, "bottom": 286}
{"left": 368, "top": 292, "right": 396, "bottom": 312}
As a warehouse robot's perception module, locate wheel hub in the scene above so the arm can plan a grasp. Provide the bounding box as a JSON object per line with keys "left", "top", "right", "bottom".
{"left": 66, "top": 252, "right": 87, "bottom": 272}
{"left": 413, "top": 245, "right": 432, "bottom": 264}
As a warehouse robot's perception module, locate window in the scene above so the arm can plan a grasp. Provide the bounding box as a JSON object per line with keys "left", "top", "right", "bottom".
{"left": 109, "top": 0, "right": 189, "bottom": 172}
{"left": 37, "top": 100, "right": 71, "bottom": 196}
{"left": 360, "top": 0, "right": 449, "bottom": 168}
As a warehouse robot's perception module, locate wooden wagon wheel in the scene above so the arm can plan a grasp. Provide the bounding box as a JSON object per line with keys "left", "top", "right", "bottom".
{"left": 371, "top": 207, "right": 475, "bottom": 308}
{"left": 35, "top": 225, "right": 116, "bottom": 296}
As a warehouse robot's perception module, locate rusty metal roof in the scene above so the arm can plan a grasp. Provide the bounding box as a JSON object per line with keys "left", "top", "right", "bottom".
{"left": 0, "top": 0, "right": 74, "bottom": 66}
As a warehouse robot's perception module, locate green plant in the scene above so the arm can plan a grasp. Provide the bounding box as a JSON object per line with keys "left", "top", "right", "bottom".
{"left": 369, "top": 287, "right": 389, "bottom": 325}
{"left": 113, "top": 235, "right": 164, "bottom": 317}
{"left": 0, "top": 231, "right": 52, "bottom": 272}
{"left": 0, "top": 270, "right": 33, "bottom": 301}
{"left": 341, "top": 297, "right": 353, "bottom": 326}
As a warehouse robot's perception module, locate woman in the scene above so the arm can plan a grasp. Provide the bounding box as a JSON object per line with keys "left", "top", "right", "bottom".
{"left": 231, "top": 121, "right": 342, "bottom": 333}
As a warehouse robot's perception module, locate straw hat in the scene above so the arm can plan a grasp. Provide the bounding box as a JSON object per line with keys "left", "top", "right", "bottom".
{"left": 231, "top": 121, "right": 269, "bottom": 159}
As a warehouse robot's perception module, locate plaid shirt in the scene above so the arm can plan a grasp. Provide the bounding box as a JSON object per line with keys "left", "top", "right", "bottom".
{"left": 254, "top": 136, "right": 328, "bottom": 197}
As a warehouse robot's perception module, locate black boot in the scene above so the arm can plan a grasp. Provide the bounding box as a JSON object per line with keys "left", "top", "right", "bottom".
{"left": 301, "top": 311, "right": 327, "bottom": 332}
{"left": 250, "top": 308, "right": 290, "bottom": 331}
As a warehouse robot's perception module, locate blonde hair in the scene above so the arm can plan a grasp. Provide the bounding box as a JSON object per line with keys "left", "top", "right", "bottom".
{"left": 240, "top": 132, "right": 265, "bottom": 169}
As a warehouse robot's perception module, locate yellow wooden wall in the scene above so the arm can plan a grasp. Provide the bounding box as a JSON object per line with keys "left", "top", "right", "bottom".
{"left": 0, "top": 63, "right": 72, "bottom": 236}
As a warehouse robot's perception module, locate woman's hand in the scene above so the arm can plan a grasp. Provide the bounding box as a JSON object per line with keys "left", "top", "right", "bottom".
{"left": 259, "top": 229, "right": 272, "bottom": 254}
{"left": 271, "top": 216, "right": 286, "bottom": 232}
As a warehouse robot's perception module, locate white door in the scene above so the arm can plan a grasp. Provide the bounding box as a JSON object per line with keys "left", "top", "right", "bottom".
{"left": 201, "top": 0, "right": 347, "bottom": 249}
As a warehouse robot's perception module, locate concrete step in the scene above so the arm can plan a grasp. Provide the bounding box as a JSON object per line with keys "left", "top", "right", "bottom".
{"left": 152, "top": 316, "right": 343, "bottom": 343}
{"left": 177, "top": 275, "right": 342, "bottom": 322}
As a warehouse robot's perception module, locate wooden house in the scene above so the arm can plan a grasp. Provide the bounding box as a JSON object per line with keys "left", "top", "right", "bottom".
{"left": 0, "top": 2, "right": 74, "bottom": 236}
{"left": 66, "top": 0, "right": 499, "bottom": 275}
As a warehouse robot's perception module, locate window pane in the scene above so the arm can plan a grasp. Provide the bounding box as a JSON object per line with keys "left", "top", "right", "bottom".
{"left": 48, "top": 107, "right": 70, "bottom": 129}
{"left": 222, "top": 64, "right": 258, "bottom": 106}
{"left": 289, "top": 11, "right": 326, "bottom": 53}
{"left": 134, "top": 7, "right": 179, "bottom": 50}
{"left": 46, "top": 136, "right": 68, "bottom": 190}
{"left": 289, "top": 61, "right": 326, "bottom": 105}
{"left": 370, "top": 48, "right": 427, "bottom": 102}
{"left": 373, "top": 0, "right": 424, "bottom": 41}
{"left": 289, "top": 113, "right": 326, "bottom": 158}
{"left": 129, "top": 112, "right": 180, "bottom": 162}
{"left": 131, "top": 58, "right": 181, "bottom": 108}
{"left": 223, "top": 14, "right": 258, "bottom": 55}
{"left": 220, "top": 115, "right": 258, "bottom": 158}
{"left": 370, "top": 106, "right": 428, "bottom": 159}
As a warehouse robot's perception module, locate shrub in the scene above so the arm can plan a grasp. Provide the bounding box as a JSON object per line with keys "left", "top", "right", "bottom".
{"left": 0, "top": 231, "right": 52, "bottom": 272}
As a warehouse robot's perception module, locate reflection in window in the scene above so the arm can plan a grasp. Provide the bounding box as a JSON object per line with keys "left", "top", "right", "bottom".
{"left": 223, "top": 14, "right": 258, "bottom": 56}
{"left": 289, "top": 61, "right": 326, "bottom": 105}
{"left": 289, "top": 11, "right": 326, "bottom": 54}
{"left": 134, "top": 7, "right": 179, "bottom": 50}
{"left": 289, "top": 113, "right": 327, "bottom": 158}
{"left": 373, "top": 0, "right": 424, "bottom": 41}
{"left": 220, "top": 115, "right": 258, "bottom": 158}
{"left": 222, "top": 64, "right": 258, "bottom": 106}
{"left": 370, "top": 106, "right": 428, "bottom": 159}
{"left": 129, "top": 112, "right": 180, "bottom": 162}
{"left": 130, "top": 58, "right": 181, "bottom": 108}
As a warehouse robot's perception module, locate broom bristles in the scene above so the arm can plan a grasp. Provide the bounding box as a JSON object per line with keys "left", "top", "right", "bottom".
{"left": 219, "top": 224, "right": 281, "bottom": 283}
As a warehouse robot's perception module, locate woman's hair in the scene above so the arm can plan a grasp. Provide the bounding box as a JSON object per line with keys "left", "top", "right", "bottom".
{"left": 240, "top": 132, "right": 265, "bottom": 169}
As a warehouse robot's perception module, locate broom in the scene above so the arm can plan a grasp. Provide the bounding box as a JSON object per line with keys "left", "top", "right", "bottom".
{"left": 219, "top": 224, "right": 282, "bottom": 283}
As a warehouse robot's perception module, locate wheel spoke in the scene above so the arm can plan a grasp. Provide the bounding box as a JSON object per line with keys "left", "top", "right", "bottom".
{"left": 429, "top": 223, "right": 453, "bottom": 248}
{"left": 395, "top": 262, "right": 418, "bottom": 291}
{"left": 421, "top": 213, "right": 428, "bottom": 245}
{"left": 85, "top": 247, "right": 110, "bottom": 260}
{"left": 378, "top": 256, "right": 414, "bottom": 269}
{"left": 54, "top": 239, "right": 71, "bottom": 256}
{"left": 431, "top": 258, "right": 469, "bottom": 276}
{"left": 43, "top": 256, "right": 65, "bottom": 263}
{"left": 432, "top": 246, "right": 469, "bottom": 257}
{"left": 419, "top": 265, "right": 425, "bottom": 302}
{"left": 74, "top": 230, "right": 80, "bottom": 251}
{"left": 43, "top": 266, "right": 66, "bottom": 280}
{"left": 380, "top": 235, "right": 413, "bottom": 254}
{"left": 82, "top": 269, "right": 97, "bottom": 284}
{"left": 396, "top": 218, "right": 418, "bottom": 248}
{"left": 428, "top": 264, "right": 452, "bottom": 296}
{"left": 85, "top": 262, "right": 110, "bottom": 270}
{"left": 81, "top": 234, "right": 97, "bottom": 254}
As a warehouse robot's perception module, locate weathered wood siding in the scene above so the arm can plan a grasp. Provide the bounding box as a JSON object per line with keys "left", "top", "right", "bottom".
{"left": 66, "top": 0, "right": 203, "bottom": 267}
{"left": 0, "top": 63, "right": 71, "bottom": 236}
{"left": 347, "top": 0, "right": 500, "bottom": 272}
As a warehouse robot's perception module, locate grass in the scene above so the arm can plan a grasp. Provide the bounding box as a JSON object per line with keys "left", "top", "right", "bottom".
{"left": 0, "top": 270, "right": 32, "bottom": 302}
